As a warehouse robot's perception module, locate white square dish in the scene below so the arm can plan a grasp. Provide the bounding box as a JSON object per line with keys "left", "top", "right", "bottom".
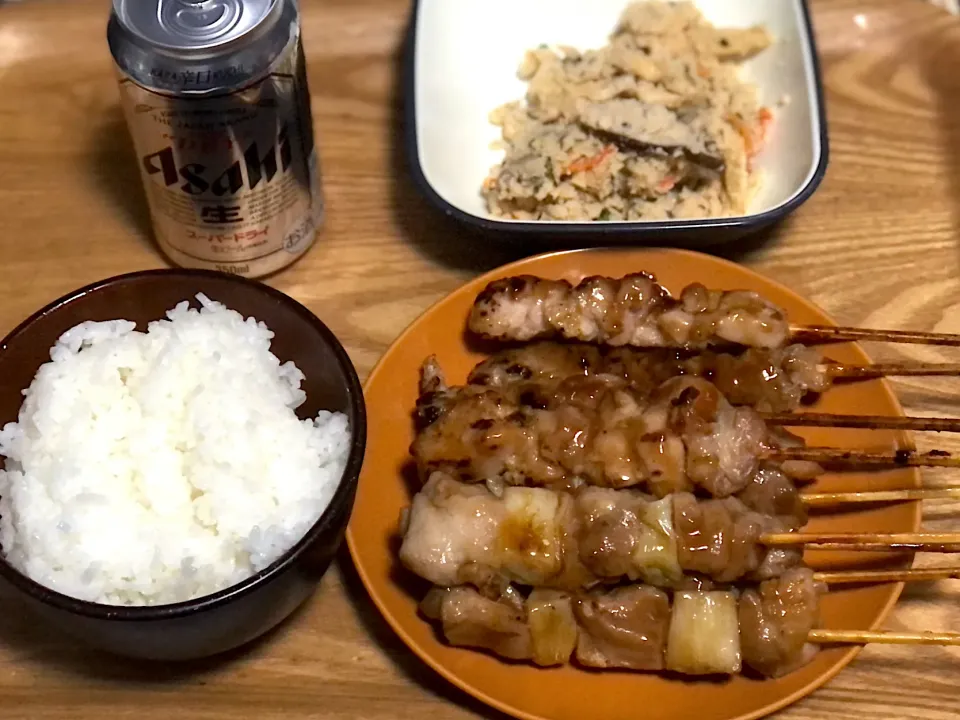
{"left": 406, "top": 0, "right": 828, "bottom": 244}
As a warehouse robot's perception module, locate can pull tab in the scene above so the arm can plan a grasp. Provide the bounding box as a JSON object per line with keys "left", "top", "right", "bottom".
{"left": 160, "top": 0, "right": 241, "bottom": 40}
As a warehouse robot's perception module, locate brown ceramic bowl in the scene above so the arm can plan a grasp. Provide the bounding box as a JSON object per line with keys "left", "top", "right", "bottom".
{"left": 0, "top": 269, "right": 366, "bottom": 661}
{"left": 346, "top": 248, "right": 920, "bottom": 720}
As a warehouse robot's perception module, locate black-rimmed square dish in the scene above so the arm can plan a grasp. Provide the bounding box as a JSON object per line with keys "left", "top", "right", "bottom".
{"left": 405, "top": 0, "right": 829, "bottom": 245}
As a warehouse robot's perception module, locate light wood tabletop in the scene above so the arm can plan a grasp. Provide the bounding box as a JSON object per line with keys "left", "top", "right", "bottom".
{"left": 2, "top": 0, "right": 960, "bottom": 717}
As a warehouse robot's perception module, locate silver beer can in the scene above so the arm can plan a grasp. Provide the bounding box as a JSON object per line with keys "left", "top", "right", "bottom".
{"left": 108, "top": 0, "right": 322, "bottom": 278}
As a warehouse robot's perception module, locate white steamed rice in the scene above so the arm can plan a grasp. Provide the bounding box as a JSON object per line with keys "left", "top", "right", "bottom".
{"left": 0, "top": 294, "right": 350, "bottom": 606}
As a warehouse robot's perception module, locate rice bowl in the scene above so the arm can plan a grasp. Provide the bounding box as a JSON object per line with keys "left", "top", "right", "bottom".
{"left": 0, "top": 293, "right": 351, "bottom": 607}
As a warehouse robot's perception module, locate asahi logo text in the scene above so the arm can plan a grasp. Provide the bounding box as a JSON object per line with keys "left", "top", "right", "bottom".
{"left": 142, "top": 125, "right": 292, "bottom": 196}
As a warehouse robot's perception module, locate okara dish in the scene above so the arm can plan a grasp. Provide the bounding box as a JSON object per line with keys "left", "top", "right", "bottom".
{"left": 482, "top": 1, "right": 774, "bottom": 221}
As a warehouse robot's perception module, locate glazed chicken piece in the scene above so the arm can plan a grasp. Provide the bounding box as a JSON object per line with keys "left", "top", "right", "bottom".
{"left": 468, "top": 342, "right": 604, "bottom": 388}
{"left": 411, "top": 357, "right": 567, "bottom": 487}
{"left": 421, "top": 586, "right": 533, "bottom": 661}
{"left": 656, "top": 377, "right": 769, "bottom": 497}
{"left": 413, "top": 361, "right": 693, "bottom": 493}
{"left": 575, "top": 487, "right": 682, "bottom": 587}
{"left": 736, "top": 465, "right": 807, "bottom": 529}
{"left": 690, "top": 344, "right": 829, "bottom": 412}
{"left": 574, "top": 584, "right": 671, "bottom": 670}
{"left": 469, "top": 273, "right": 672, "bottom": 345}
{"left": 672, "top": 492, "right": 803, "bottom": 583}
{"left": 740, "top": 468, "right": 808, "bottom": 581}
{"left": 468, "top": 274, "right": 790, "bottom": 350}
{"left": 422, "top": 585, "right": 579, "bottom": 667}
{"left": 739, "top": 567, "right": 823, "bottom": 677}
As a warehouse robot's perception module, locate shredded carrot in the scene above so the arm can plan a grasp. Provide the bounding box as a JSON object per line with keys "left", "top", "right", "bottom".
{"left": 756, "top": 107, "right": 774, "bottom": 147}
{"left": 657, "top": 175, "right": 678, "bottom": 193}
{"left": 696, "top": 63, "right": 711, "bottom": 78}
{"left": 726, "top": 114, "right": 752, "bottom": 153}
{"left": 563, "top": 144, "right": 615, "bottom": 176}
{"left": 727, "top": 108, "right": 774, "bottom": 172}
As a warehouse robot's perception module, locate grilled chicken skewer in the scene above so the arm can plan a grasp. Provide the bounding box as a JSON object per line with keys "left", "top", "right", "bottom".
{"left": 468, "top": 340, "right": 960, "bottom": 414}
{"left": 812, "top": 566, "right": 960, "bottom": 583}
{"left": 468, "top": 273, "right": 960, "bottom": 351}
{"left": 423, "top": 571, "right": 960, "bottom": 678}
{"left": 414, "top": 359, "right": 825, "bottom": 498}
{"left": 416, "top": 359, "right": 958, "bottom": 499}
{"left": 420, "top": 567, "right": 843, "bottom": 677}
{"left": 467, "top": 341, "right": 827, "bottom": 413}
{"left": 802, "top": 488, "right": 960, "bottom": 506}
{"left": 398, "top": 473, "right": 960, "bottom": 593}
{"left": 422, "top": 570, "right": 822, "bottom": 677}
{"left": 398, "top": 472, "right": 798, "bottom": 591}
{"left": 469, "top": 274, "right": 788, "bottom": 349}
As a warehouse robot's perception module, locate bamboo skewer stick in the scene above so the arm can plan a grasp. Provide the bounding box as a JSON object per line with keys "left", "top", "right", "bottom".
{"left": 808, "top": 629, "right": 960, "bottom": 646}
{"left": 802, "top": 488, "right": 960, "bottom": 506}
{"left": 764, "top": 412, "right": 960, "bottom": 433}
{"left": 814, "top": 567, "right": 960, "bottom": 584}
{"left": 824, "top": 361, "right": 960, "bottom": 379}
{"left": 761, "top": 531, "right": 960, "bottom": 552}
{"left": 767, "top": 447, "right": 960, "bottom": 469}
{"left": 792, "top": 325, "right": 960, "bottom": 347}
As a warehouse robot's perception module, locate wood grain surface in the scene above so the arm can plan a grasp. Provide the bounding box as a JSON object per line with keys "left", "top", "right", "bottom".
{"left": 1, "top": 0, "right": 959, "bottom": 717}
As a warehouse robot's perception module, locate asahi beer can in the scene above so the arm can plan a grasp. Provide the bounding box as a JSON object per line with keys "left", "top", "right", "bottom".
{"left": 107, "top": 0, "right": 322, "bottom": 278}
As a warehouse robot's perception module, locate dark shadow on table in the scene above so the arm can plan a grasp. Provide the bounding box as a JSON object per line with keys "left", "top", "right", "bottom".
{"left": 0, "top": 584, "right": 311, "bottom": 683}
{"left": 900, "top": 576, "right": 960, "bottom": 602}
{"left": 338, "top": 546, "right": 511, "bottom": 720}
{"left": 87, "top": 106, "right": 158, "bottom": 254}
{"left": 921, "top": 13, "right": 960, "bottom": 252}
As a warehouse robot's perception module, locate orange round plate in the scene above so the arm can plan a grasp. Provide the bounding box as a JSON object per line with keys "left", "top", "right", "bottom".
{"left": 346, "top": 248, "right": 920, "bottom": 720}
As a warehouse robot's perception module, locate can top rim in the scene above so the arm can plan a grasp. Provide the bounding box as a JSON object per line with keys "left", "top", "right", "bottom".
{"left": 112, "top": 0, "right": 281, "bottom": 52}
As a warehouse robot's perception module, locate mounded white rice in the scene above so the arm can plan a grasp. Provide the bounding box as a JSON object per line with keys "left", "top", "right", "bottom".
{"left": 0, "top": 294, "right": 350, "bottom": 606}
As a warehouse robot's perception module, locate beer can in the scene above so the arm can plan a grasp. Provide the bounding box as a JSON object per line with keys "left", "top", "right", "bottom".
{"left": 107, "top": 0, "right": 322, "bottom": 278}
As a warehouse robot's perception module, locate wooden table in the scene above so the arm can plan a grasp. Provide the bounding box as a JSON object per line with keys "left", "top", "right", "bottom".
{"left": 1, "top": 0, "right": 960, "bottom": 717}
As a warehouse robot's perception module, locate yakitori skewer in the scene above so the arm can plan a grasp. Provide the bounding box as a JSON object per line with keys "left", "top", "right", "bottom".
{"left": 803, "top": 488, "right": 960, "bottom": 506}
{"left": 824, "top": 360, "right": 960, "bottom": 379}
{"left": 417, "top": 358, "right": 956, "bottom": 500}
{"left": 470, "top": 340, "right": 960, "bottom": 414}
{"left": 792, "top": 325, "right": 960, "bottom": 348}
{"left": 420, "top": 570, "right": 960, "bottom": 678}
{"left": 813, "top": 566, "right": 960, "bottom": 584}
{"left": 808, "top": 629, "right": 960, "bottom": 646}
{"left": 762, "top": 412, "right": 960, "bottom": 432}
{"left": 400, "top": 473, "right": 789, "bottom": 589}
{"left": 762, "top": 532, "right": 960, "bottom": 552}
{"left": 770, "top": 447, "right": 960, "bottom": 470}
{"left": 468, "top": 341, "right": 960, "bottom": 413}
{"left": 468, "top": 272, "right": 960, "bottom": 352}
{"left": 398, "top": 472, "right": 960, "bottom": 593}
{"left": 416, "top": 358, "right": 830, "bottom": 498}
